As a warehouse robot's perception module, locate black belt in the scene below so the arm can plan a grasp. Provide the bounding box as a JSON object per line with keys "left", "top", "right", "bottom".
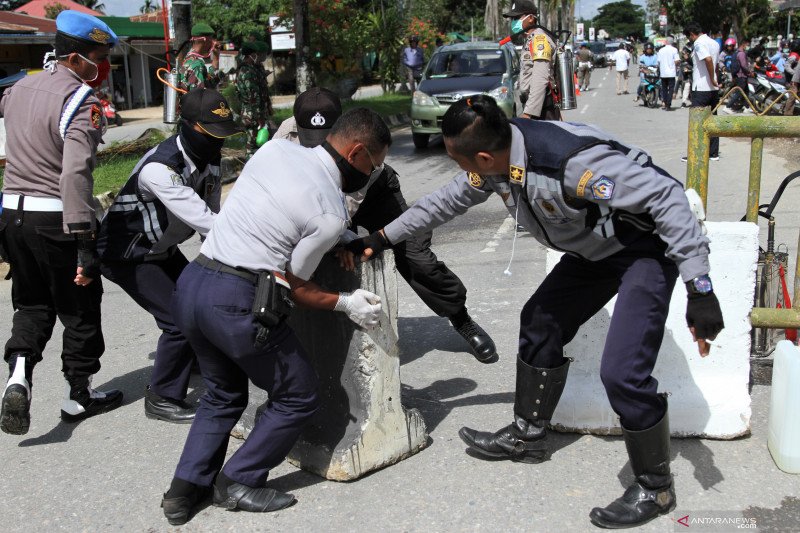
{"left": 195, "top": 253, "right": 258, "bottom": 283}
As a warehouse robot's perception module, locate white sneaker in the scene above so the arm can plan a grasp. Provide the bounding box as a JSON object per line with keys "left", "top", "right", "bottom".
{"left": 720, "top": 107, "right": 737, "bottom": 115}
{"left": 742, "top": 108, "right": 755, "bottom": 114}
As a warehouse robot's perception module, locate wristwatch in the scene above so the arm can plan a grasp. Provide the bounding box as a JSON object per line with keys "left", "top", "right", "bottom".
{"left": 686, "top": 274, "right": 713, "bottom": 295}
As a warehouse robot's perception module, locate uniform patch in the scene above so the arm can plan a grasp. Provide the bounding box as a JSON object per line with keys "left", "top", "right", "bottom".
{"left": 467, "top": 172, "right": 484, "bottom": 188}
{"left": 211, "top": 102, "right": 231, "bottom": 118}
{"left": 509, "top": 165, "right": 525, "bottom": 184}
{"left": 170, "top": 173, "right": 184, "bottom": 186}
{"left": 591, "top": 176, "right": 615, "bottom": 200}
{"left": 90, "top": 104, "right": 101, "bottom": 129}
{"left": 89, "top": 28, "right": 111, "bottom": 44}
{"left": 534, "top": 198, "right": 570, "bottom": 223}
{"left": 530, "top": 34, "right": 553, "bottom": 61}
{"left": 576, "top": 170, "right": 593, "bottom": 197}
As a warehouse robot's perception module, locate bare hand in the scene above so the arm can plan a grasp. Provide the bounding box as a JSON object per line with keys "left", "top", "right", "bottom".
{"left": 690, "top": 326, "right": 713, "bottom": 357}
{"left": 336, "top": 248, "right": 356, "bottom": 271}
{"left": 521, "top": 113, "right": 532, "bottom": 119}
{"left": 74, "top": 266, "right": 94, "bottom": 286}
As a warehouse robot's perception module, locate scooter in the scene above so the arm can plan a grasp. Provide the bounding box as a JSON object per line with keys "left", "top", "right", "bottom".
{"left": 97, "top": 92, "right": 123, "bottom": 126}
{"left": 639, "top": 66, "right": 661, "bottom": 108}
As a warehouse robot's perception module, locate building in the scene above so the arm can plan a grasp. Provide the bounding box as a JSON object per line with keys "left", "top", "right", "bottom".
{"left": 14, "top": 0, "right": 101, "bottom": 18}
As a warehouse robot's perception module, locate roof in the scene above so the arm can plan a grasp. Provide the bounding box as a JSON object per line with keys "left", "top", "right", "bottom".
{"left": 0, "top": 11, "right": 57, "bottom": 33}
{"left": 129, "top": 10, "right": 164, "bottom": 23}
{"left": 14, "top": 0, "right": 102, "bottom": 18}
{"left": 99, "top": 16, "right": 164, "bottom": 39}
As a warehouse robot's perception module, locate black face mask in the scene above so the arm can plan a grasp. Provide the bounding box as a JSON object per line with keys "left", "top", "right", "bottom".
{"left": 179, "top": 121, "right": 225, "bottom": 170}
{"left": 322, "top": 140, "right": 371, "bottom": 193}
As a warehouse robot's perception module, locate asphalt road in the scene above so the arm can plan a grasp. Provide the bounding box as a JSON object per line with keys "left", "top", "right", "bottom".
{"left": 1, "top": 69, "right": 798, "bottom": 532}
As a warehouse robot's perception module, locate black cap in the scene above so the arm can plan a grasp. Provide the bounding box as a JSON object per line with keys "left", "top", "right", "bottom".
{"left": 293, "top": 88, "right": 342, "bottom": 148}
{"left": 503, "top": 0, "right": 538, "bottom": 18}
{"left": 180, "top": 88, "right": 243, "bottom": 138}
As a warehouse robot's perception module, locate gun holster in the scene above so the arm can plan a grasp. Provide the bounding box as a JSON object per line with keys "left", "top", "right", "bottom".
{"left": 252, "top": 271, "right": 294, "bottom": 347}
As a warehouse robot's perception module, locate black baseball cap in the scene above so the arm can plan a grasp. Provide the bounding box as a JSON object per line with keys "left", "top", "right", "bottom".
{"left": 293, "top": 87, "right": 342, "bottom": 147}
{"left": 503, "top": 0, "right": 538, "bottom": 18}
{"left": 180, "top": 88, "right": 243, "bottom": 138}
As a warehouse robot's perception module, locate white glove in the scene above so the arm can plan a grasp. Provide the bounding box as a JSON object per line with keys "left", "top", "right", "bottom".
{"left": 334, "top": 289, "right": 382, "bottom": 330}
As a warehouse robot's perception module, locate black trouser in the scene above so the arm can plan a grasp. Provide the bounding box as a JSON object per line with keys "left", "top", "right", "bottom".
{"left": 728, "top": 77, "right": 748, "bottom": 110}
{"left": 517, "top": 235, "right": 678, "bottom": 431}
{"left": 101, "top": 251, "right": 194, "bottom": 400}
{"left": 660, "top": 77, "right": 676, "bottom": 108}
{"left": 691, "top": 90, "right": 720, "bottom": 157}
{"left": 351, "top": 167, "right": 467, "bottom": 318}
{"left": 0, "top": 209, "right": 104, "bottom": 377}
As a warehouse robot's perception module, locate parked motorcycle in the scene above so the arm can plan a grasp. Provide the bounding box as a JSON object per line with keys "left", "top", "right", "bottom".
{"left": 97, "top": 92, "right": 123, "bottom": 127}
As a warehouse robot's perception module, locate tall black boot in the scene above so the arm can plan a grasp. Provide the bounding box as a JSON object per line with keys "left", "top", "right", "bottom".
{"left": 61, "top": 375, "right": 124, "bottom": 423}
{"left": 589, "top": 401, "right": 676, "bottom": 529}
{"left": 458, "top": 356, "right": 569, "bottom": 463}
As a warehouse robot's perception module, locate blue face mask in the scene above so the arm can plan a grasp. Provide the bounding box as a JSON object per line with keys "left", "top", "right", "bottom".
{"left": 511, "top": 16, "right": 528, "bottom": 35}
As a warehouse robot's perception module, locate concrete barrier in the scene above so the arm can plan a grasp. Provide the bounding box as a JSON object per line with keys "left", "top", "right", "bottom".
{"left": 548, "top": 222, "right": 758, "bottom": 438}
{"left": 236, "top": 251, "right": 428, "bottom": 480}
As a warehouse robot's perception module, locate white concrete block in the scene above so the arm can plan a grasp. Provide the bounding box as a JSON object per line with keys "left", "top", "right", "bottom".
{"left": 547, "top": 222, "right": 758, "bottom": 438}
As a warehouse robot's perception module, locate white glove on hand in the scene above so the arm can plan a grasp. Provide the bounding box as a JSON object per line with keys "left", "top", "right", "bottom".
{"left": 335, "top": 289, "right": 382, "bottom": 330}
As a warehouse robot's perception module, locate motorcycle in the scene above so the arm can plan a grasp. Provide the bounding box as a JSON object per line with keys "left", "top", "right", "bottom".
{"left": 639, "top": 66, "right": 661, "bottom": 108}
{"left": 97, "top": 92, "right": 123, "bottom": 127}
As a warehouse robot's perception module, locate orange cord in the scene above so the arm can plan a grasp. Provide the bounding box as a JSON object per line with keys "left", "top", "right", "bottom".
{"left": 156, "top": 68, "right": 187, "bottom": 94}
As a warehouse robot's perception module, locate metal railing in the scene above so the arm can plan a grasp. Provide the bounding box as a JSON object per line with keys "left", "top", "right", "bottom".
{"left": 685, "top": 105, "right": 800, "bottom": 330}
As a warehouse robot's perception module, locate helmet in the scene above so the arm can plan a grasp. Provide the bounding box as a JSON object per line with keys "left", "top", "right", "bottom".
{"left": 644, "top": 42, "right": 654, "bottom": 51}
{"left": 724, "top": 38, "right": 736, "bottom": 47}
{"left": 410, "top": 35, "right": 419, "bottom": 43}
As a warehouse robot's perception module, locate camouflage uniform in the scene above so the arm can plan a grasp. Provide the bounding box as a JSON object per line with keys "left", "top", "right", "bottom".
{"left": 179, "top": 53, "right": 219, "bottom": 92}
{"left": 235, "top": 58, "right": 271, "bottom": 156}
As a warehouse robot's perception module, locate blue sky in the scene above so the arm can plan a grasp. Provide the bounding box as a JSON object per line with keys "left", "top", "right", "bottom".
{"left": 104, "top": 0, "right": 650, "bottom": 22}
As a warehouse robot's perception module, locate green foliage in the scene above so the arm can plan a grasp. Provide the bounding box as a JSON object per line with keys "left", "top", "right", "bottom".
{"left": 594, "top": 0, "right": 647, "bottom": 39}
{"left": 74, "top": 0, "right": 106, "bottom": 13}
{"left": 364, "top": 5, "right": 407, "bottom": 92}
{"left": 43, "top": 2, "right": 68, "bottom": 19}
{"left": 192, "top": 0, "right": 279, "bottom": 42}
{"left": 662, "top": 0, "right": 773, "bottom": 40}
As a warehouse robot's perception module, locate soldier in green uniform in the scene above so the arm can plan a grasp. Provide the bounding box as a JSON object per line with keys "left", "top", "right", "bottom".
{"left": 235, "top": 41, "right": 272, "bottom": 157}
{"left": 179, "top": 23, "right": 220, "bottom": 92}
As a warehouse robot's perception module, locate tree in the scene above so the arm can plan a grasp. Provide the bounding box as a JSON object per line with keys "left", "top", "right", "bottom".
{"left": 593, "top": 0, "right": 646, "bottom": 39}
{"left": 192, "top": 0, "right": 278, "bottom": 42}
{"left": 140, "top": 0, "right": 158, "bottom": 13}
{"left": 75, "top": 0, "right": 106, "bottom": 13}
{"left": 662, "top": 0, "right": 772, "bottom": 40}
{"left": 44, "top": 2, "right": 68, "bottom": 18}
{"left": 0, "top": 0, "right": 28, "bottom": 9}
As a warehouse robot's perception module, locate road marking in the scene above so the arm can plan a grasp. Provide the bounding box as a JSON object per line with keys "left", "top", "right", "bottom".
{"left": 481, "top": 216, "right": 516, "bottom": 253}
{"left": 592, "top": 91, "right": 598, "bottom": 98}
{"left": 580, "top": 104, "right": 589, "bottom": 114}
{"left": 598, "top": 83, "right": 603, "bottom": 88}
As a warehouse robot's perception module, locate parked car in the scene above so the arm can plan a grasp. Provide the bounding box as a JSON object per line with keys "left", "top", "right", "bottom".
{"left": 589, "top": 41, "right": 607, "bottom": 67}
{"left": 410, "top": 41, "right": 519, "bottom": 149}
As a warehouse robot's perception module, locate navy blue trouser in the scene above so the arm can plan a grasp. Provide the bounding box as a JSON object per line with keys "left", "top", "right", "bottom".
{"left": 518, "top": 236, "right": 678, "bottom": 431}
{"left": 100, "top": 251, "right": 194, "bottom": 401}
{"left": 171, "top": 261, "right": 319, "bottom": 487}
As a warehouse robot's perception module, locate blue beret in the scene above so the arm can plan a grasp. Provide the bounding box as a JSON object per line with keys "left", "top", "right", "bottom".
{"left": 56, "top": 11, "right": 118, "bottom": 47}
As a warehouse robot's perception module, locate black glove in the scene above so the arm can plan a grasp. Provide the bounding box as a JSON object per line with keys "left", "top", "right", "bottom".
{"left": 686, "top": 292, "right": 724, "bottom": 340}
{"left": 344, "top": 231, "right": 390, "bottom": 258}
{"left": 75, "top": 233, "right": 101, "bottom": 280}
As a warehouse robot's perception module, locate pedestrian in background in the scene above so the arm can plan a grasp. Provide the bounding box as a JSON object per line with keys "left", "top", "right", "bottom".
{"left": 0, "top": 11, "right": 122, "bottom": 436}
{"left": 657, "top": 38, "right": 680, "bottom": 110}
{"left": 402, "top": 36, "right": 425, "bottom": 93}
{"left": 97, "top": 89, "right": 243, "bottom": 425}
{"left": 635, "top": 42, "right": 658, "bottom": 104}
{"left": 235, "top": 41, "right": 272, "bottom": 158}
{"left": 722, "top": 38, "right": 752, "bottom": 114}
{"left": 682, "top": 22, "right": 721, "bottom": 162}
{"left": 612, "top": 43, "right": 632, "bottom": 95}
{"left": 679, "top": 42, "right": 693, "bottom": 107}
{"left": 575, "top": 42, "right": 593, "bottom": 91}
{"left": 180, "top": 23, "right": 220, "bottom": 92}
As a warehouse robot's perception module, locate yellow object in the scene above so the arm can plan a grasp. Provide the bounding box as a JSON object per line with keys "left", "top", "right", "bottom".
{"left": 529, "top": 34, "right": 553, "bottom": 61}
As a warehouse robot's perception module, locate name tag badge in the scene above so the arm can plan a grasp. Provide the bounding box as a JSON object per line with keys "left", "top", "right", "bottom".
{"left": 534, "top": 197, "right": 570, "bottom": 224}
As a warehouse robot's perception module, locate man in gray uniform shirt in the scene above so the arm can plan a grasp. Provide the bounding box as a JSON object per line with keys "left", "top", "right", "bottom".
{"left": 0, "top": 11, "right": 123, "bottom": 435}
{"left": 161, "top": 108, "right": 389, "bottom": 525}
{"left": 347, "top": 96, "right": 724, "bottom": 529}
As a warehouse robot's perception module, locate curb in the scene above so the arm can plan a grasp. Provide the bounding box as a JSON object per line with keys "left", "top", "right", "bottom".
{"left": 219, "top": 114, "right": 410, "bottom": 186}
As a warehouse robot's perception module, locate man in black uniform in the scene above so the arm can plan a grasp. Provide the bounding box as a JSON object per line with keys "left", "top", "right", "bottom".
{"left": 274, "top": 88, "right": 497, "bottom": 362}
{"left": 348, "top": 96, "right": 725, "bottom": 529}
{"left": 0, "top": 11, "right": 123, "bottom": 435}
{"left": 97, "top": 89, "right": 243, "bottom": 424}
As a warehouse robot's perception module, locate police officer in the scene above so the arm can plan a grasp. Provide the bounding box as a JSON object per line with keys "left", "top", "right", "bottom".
{"left": 235, "top": 41, "right": 272, "bottom": 158}
{"left": 274, "top": 88, "right": 496, "bottom": 362}
{"left": 179, "top": 23, "right": 220, "bottom": 92}
{"left": 576, "top": 42, "right": 593, "bottom": 91}
{"left": 0, "top": 11, "right": 123, "bottom": 435}
{"left": 504, "top": 0, "right": 561, "bottom": 120}
{"left": 348, "top": 96, "right": 725, "bottom": 529}
{"left": 160, "top": 108, "right": 390, "bottom": 525}
{"left": 97, "top": 89, "right": 242, "bottom": 424}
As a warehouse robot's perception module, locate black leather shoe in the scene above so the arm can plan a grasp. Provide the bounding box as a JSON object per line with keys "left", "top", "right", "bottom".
{"left": 145, "top": 387, "right": 196, "bottom": 424}
{"left": 459, "top": 416, "right": 549, "bottom": 463}
{"left": 213, "top": 481, "right": 296, "bottom": 513}
{"left": 61, "top": 376, "right": 123, "bottom": 423}
{"left": 454, "top": 319, "right": 498, "bottom": 363}
{"left": 1, "top": 383, "right": 31, "bottom": 435}
{"left": 589, "top": 478, "right": 676, "bottom": 529}
{"left": 161, "top": 486, "right": 210, "bottom": 526}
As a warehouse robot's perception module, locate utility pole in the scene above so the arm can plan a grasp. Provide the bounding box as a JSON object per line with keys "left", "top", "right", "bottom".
{"left": 294, "top": 0, "right": 311, "bottom": 93}
{"left": 172, "top": 0, "right": 192, "bottom": 65}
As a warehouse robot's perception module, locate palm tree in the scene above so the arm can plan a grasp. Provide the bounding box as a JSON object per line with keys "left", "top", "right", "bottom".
{"left": 75, "top": 0, "right": 106, "bottom": 13}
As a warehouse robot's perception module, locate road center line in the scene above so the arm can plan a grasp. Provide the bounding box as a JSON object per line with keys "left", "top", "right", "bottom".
{"left": 580, "top": 104, "right": 589, "bottom": 114}
{"left": 481, "top": 216, "right": 516, "bottom": 253}
{"left": 592, "top": 91, "right": 597, "bottom": 98}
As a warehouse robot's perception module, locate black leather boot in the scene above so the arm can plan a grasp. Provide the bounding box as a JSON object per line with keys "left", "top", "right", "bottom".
{"left": 61, "top": 375, "right": 124, "bottom": 423}
{"left": 451, "top": 311, "right": 498, "bottom": 363}
{"left": 145, "top": 386, "right": 196, "bottom": 424}
{"left": 589, "top": 401, "right": 676, "bottom": 529}
{"left": 212, "top": 472, "right": 296, "bottom": 513}
{"left": 459, "top": 357, "right": 569, "bottom": 463}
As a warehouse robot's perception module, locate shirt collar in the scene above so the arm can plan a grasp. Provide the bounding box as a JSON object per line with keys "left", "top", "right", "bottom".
{"left": 176, "top": 136, "right": 198, "bottom": 175}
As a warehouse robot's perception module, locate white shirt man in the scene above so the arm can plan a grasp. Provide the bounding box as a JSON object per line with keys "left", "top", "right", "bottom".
{"left": 612, "top": 47, "right": 632, "bottom": 94}
{"left": 657, "top": 40, "right": 681, "bottom": 109}
{"left": 691, "top": 33, "right": 720, "bottom": 92}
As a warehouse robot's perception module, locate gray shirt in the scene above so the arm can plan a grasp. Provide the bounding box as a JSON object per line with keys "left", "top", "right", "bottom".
{"left": 201, "top": 139, "right": 348, "bottom": 280}
{"left": 384, "top": 122, "right": 710, "bottom": 282}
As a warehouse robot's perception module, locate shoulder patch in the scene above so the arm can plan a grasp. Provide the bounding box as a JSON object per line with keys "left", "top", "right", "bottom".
{"left": 591, "top": 176, "right": 615, "bottom": 200}
{"left": 576, "top": 170, "right": 593, "bottom": 197}
{"left": 170, "top": 173, "right": 184, "bottom": 186}
{"left": 530, "top": 34, "right": 553, "bottom": 61}
{"left": 90, "top": 104, "right": 101, "bottom": 129}
{"left": 509, "top": 165, "right": 525, "bottom": 184}
{"left": 467, "top": 172, "right": 484, "bottom": 188}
